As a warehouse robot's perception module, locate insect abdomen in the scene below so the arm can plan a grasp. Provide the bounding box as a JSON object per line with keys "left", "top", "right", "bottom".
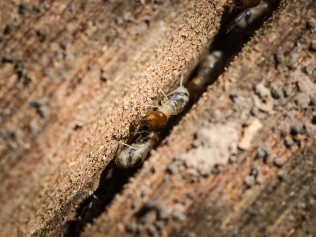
{"left": 167, "top": 91, "right": 190, "bottom": 115}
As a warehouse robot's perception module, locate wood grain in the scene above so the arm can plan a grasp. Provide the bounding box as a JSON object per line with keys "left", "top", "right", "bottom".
{"left": 0, "top": 0, "right": 226, "bottom": 236}
{"left": 82, "top": 0, "right": 316, "bottom": 236}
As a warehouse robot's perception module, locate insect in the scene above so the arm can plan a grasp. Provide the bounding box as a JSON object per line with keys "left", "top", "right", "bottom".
{"left": 228, "top": 0, "right": 261, "bottom": 9}
{"left": 114, "top": 132, "right": 159, "bottom": 168}
{"left": 227, "top": 0, "right": 270, "bottom": 33}
{"left": 187, "top": 50, "right": 224, "bottom": 101}
{"left": 142, "top": 78, "right": 190, "bottom": 130}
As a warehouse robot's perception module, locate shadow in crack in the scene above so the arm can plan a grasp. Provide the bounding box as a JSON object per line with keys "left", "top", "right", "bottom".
{"left": 64, "top": 162, "right": 139, "bottom": 236}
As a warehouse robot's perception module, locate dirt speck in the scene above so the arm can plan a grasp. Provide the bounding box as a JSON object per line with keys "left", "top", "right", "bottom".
{"left": 255, "top": 146, "right": 271, "bottom": 163}
{"left": 273, "top": 157, "right": 285, "bottom": 168}
{"left": 244, "top": 175, "right": 255, "bottom": 188}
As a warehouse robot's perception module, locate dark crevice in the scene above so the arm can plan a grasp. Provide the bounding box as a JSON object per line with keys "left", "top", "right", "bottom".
{"left": 63, "top": 1, "right": 280, "bottom": 236}
{"left": 64, "top": 162, "right": 140, "bottom": 236}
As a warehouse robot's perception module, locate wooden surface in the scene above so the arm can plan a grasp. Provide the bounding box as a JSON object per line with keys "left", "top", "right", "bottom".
{"left": 81, "top": 0, "right": 316, "bottom": 236}
{"left": 0, "top": 0, "right": 315, "bottom": 236}
{"left": 0, "top": 0, "right": 226, "bottom": 236}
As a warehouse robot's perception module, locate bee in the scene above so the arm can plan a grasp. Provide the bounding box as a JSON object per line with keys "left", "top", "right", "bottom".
{"left": 227, "top": 0, "right": 270, "bottom": 33}
{"left": 187, "top": 50, "right": 224, "bottom": 101}
{"left": 114, "top": 132, "right": 158, "bottom": 168}
{"left": 142, "top": 78, "right": 190, "bottom": 130}
{"left": 228, "top": 0, "right": 261, "bottom": 9}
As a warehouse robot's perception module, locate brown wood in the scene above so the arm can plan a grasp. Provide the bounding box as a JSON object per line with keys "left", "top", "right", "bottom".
{"left": 0, "top": 0, "right": 226, "bottom": 236}
{"left": 82, "top": 0, "right": 316, "bottom": 236}
{"left": 0, "top": 0, "right": 315, "bottom": 236}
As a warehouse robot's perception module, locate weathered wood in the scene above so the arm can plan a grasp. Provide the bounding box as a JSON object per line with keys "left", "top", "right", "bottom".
{"left": 0, "top": 0, "right": 226, "bottom": 236}
{"left": 81, "top": 0, "right": 316, "bottom": 236}
{"left": 1, "top": 0, "right": 315, "bottom": 236}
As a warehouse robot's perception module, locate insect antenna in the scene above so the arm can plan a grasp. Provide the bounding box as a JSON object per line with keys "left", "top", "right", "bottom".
{"left": 121, "top": 143, "right": 138, "bottom": 149}
{"left": 179, "top": 74, "right": 184, "bottom": 87}
{"left": 226, "top": 10, "right": 247, "bottom": 33}
{"left": 160, "top": 89, "right": 169, "bottom": 101}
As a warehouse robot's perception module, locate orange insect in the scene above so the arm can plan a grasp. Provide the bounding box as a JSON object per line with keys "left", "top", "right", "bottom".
{"left": 142, "top": 78, "right": 190, "bottom": 130}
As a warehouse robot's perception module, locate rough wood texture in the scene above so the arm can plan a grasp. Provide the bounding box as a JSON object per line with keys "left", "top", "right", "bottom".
{"left": 0, "top": 0, "right": 226, "bottom": 236}
{"left": 1, "top": 0, "right": 315, "bottom": 236}
{"left": 81, "top": 0, "right": 316, "bottom": 236}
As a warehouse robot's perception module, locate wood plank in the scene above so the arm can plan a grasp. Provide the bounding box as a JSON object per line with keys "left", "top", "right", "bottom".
{"left": 0, "top": 0, "right": 226, "bottom": 236}
{"left": 81, "top": 0, "right": 316, "bottom": 236}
